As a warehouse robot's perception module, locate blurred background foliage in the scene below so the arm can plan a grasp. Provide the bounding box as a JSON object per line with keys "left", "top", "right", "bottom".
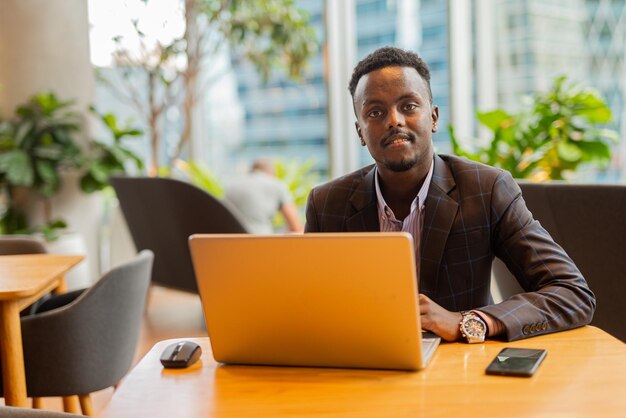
{"left": 450, "top": 76, "right": 619, "bottom": 181}
{"left": 100, "top": 0, "right": 318, "bottom": 176}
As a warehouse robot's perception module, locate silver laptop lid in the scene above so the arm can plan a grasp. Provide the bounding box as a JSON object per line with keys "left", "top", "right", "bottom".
{"left": 189, "top": 232, "right": 434, "bottom": 371}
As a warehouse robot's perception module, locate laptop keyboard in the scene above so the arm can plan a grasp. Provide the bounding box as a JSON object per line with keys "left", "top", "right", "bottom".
{"left": 421, "top": 335, "right": 441, "bottom": 365}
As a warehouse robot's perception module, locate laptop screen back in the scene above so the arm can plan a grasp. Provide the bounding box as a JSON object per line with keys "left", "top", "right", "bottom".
{"left": 189, "top": 232, "right": 426, "bottom": 370}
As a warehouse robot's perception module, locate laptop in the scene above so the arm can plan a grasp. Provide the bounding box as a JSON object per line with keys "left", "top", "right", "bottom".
{"left": 188, "top": 232, "right": 440, "bottom": 371}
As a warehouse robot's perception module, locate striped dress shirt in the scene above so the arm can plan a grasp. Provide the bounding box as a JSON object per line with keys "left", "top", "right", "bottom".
{"left": 374, "top": 162, "right": 432, "bottom": 268}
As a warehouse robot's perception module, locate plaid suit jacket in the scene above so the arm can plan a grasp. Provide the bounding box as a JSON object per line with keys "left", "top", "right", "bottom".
{"left": 305, "top": 154, "right": 595, "bottom": 341}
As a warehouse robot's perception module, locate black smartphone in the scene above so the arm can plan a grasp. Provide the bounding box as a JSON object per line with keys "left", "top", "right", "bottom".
{"left": 485, "top": 348, "right": 547, "bottom": 377}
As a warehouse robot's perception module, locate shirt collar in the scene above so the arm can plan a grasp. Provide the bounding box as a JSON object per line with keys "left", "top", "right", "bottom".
{"left": 374, "top": 157, "right": 434, "bottom": 220}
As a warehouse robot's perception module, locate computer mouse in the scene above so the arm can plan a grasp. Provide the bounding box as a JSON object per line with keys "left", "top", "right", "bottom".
{"left": 160, "top": 341, "right": 202, "bottom": 368}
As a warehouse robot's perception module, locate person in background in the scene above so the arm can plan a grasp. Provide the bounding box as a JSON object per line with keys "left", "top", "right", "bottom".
{"left": 225, "top": 158, "right": 303, "bottom": 234}
{"left": 304, "top": 46, "right": 595, "bottom": 342}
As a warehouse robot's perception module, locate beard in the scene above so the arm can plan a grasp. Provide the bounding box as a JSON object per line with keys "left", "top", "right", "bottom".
{"left": 383, "top": 156, "right": 418, "bottom": 172}
{"left": 378, "top": 129, "right": 419, "bottom": 172}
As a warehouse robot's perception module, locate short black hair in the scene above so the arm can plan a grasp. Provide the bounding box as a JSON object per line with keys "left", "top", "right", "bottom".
{"left": 348, "top": 46, "right": 432, "bottom": 101}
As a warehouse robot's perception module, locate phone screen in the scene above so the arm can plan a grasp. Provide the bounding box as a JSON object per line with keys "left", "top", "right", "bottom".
{"left": 485, "top": 348, "right": 547, "bottom": 377}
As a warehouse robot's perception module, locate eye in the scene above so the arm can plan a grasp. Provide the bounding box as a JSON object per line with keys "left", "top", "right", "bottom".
{"left": 367, "top": 110, "right": 382, "bottom": 119}
{"left": 404, "top": 103, "right": 418, "bottom": 111}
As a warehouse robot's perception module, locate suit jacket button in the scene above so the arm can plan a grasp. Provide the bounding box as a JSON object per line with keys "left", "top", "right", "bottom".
{"left": 523, "top": 325, "right": 531, "bottom": 334}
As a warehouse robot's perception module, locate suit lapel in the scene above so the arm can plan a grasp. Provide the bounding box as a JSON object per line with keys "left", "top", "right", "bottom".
{"left": 342, "top": 157, "right": 459, "bottom": 292}
{"left": 346, "top": 166, "right": 379, "bottom": 232}
{"left": 420, "top": 155, "right": 458, "bottom": 292}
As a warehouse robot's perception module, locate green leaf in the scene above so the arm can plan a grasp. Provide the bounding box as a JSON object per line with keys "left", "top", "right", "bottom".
{"left": 576, "top": 141, "right": 611, "bottom": 162}
{"left": 14, "top": 120, "right": 34, "bottom": 146}
{"left": 39, "top": 181, "right": 60, "bottom": 197}
{"left": 557, "top": 141, "right": 583, "bottom": 162}
{"left": 0, "top": 150, "right": 34, "bottom": 186}
{"left": 176, "top": 159, "right": 224, "bottom": 197}
{"left": 39, "top": 219, "right": 68, "bottom": 242}
{"left": 573, "top": 92, "right": 612, "bottom": 123}
{"left": 102, "top": 113, "right": 117, "bottom": 131}
{"left": 80, "top": 173, "right": 104, "bottom": 193}
{"left": 123, "top": 129, "right": 143, "bottom": 137}
{"left": 448, "top": 125, "right": 480, "bottom": 161}
{"left": 477, "top": 109, "right": 514, "bottom": 131}
{"left": 40, "top": 132, "right": 55, "bottom": 146}
{"left": 0, "top": 207, "right": 30, "bottom": 235}
{"left": 90, "top": 161, "right": 112, "bottom": 182}
{"left": 48, "top": 218, "right": 68, "bottom": 229}
{"left": 35, "top": 160, "right": 59, "bottom": 184}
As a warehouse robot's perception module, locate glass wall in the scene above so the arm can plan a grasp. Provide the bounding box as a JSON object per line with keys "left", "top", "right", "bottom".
{"left": 226, "top": 0, "right": 328, "bottom": 176}
{"left": 354, "top": 0, "right": 451, "bottom": 166}
{"left": 89, "top": 0, "right": 626, "bottom": 183}
{"left": 489, "top": 0, "right": 626, "bottom": 181}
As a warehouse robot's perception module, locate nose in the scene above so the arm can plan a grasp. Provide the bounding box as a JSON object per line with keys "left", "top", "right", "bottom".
{"left": 387, "top": 108, "right": 404, "bottom": 129}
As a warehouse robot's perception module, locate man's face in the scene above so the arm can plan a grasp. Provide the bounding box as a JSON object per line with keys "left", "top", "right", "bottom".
{"left": 353, "top": 66, "right": 438, "bottom": 174}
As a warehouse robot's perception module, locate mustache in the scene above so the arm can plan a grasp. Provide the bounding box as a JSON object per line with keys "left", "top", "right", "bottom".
{"left": 381, "top": 128, "right": 415, "bottom": 144}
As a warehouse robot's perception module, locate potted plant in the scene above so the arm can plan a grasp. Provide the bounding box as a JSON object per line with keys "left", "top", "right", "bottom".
{"left": 0, "top": 91, "right": 143, "bottom": 240}
{"left": 450, "top": 76, "right": 619, "bottom": 181}
{"left": 0, "top": 92, "right": 82, "bottom": 238}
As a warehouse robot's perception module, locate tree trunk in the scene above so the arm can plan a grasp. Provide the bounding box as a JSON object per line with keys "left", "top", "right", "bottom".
{"left": 148, "top": 70, "right": 160, "bottom": 176}
{"left": 170, "top": 0, "right": 201, "bottom": 165}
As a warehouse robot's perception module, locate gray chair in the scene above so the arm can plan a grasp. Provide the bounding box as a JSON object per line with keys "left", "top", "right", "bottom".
{"left": 110, "top": 176, "right": 247, "bottom": 293}
{"left": 0, "top": 406, "right": 85, "bottom": 417}
{"left": 0, "top": 250, "right": 154, "bottom": 416}
{"left": 0, "top": 237, "right": 46, "bottom": 255}
{"left": 492, "top": 182, "right": 626, "bottom": 342}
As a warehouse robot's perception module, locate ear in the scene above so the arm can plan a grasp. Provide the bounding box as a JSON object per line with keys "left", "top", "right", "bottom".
{"left": 431, "top": 105, "right": 439, "bottom": 133}
{"left": 355, "top": 121, "right": 366, "bottom": 146}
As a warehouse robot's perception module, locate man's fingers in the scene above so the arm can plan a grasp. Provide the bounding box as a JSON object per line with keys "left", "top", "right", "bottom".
{"left": 418, "top": 294, "right": 431, "bottom": 314}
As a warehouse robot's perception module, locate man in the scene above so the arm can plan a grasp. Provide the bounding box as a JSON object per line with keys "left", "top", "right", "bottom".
{"left": 225, "top": 158, "right": 303, "bottom": 234}
{"left": 305, "top": 46, "right": 595, "bottom": 342}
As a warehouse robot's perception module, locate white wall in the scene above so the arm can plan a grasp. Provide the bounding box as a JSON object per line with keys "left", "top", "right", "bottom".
{"left": 0, "top": 0, "right": 101, "bottom": 284}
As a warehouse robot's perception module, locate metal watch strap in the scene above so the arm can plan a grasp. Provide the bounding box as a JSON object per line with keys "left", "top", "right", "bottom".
{"left": 460, "top": 311, "right": 486, "bottom": 344}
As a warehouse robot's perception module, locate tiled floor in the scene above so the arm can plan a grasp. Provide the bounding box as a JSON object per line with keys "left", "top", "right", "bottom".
{"left": 1, "top": 286, "right": 207, "bottom": 416}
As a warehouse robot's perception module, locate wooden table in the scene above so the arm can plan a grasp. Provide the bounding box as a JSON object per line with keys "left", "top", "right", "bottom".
{"left": 0, "top": 254, "right": 83, "bottom": 407}
{"left": 101, "top": 326, "right": 626, "bottom": 418}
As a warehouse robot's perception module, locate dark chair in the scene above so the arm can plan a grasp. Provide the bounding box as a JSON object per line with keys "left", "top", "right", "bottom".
{"left": 0, "top": 237, "right": 46, "bottom": 255}
{"left": 0, "top": 250, "right": 154, "bottom": 416}
{"left": 492, "top": 182, "right": 626, "bottom": 342}
{"left": 110, "top": 176, "right": 248, "bottom": 293}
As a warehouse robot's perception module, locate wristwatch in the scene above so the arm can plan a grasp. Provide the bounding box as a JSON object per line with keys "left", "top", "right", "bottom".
{"left": 459, "top": 311, "right": 487, "bottom": 343}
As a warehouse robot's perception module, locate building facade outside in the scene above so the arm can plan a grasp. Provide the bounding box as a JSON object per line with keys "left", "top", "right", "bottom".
{"left": 91, "top": 0, "right": 626, "bottom": 182}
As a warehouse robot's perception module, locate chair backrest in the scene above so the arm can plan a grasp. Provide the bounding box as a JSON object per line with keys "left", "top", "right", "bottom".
{"left": 492, "top": 182, "right": 626, "bottom": 342}
{"left": 16, "top": 250, "right": 154, "bottom": 396}
{"left": 110, "top": 176, "right": 247, "bottom": 293}
{"left": 0, "top": 237, "right": 46, "bottom": 255}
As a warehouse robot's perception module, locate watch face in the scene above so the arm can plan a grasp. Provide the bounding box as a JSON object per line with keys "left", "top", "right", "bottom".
{"left": 464, "top": 317, "right": 486, "bottom": 337}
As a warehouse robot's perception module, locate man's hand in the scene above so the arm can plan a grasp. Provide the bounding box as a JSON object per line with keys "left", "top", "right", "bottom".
{"left": 419, "top": 294, "right": 463, "bottom": 341}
